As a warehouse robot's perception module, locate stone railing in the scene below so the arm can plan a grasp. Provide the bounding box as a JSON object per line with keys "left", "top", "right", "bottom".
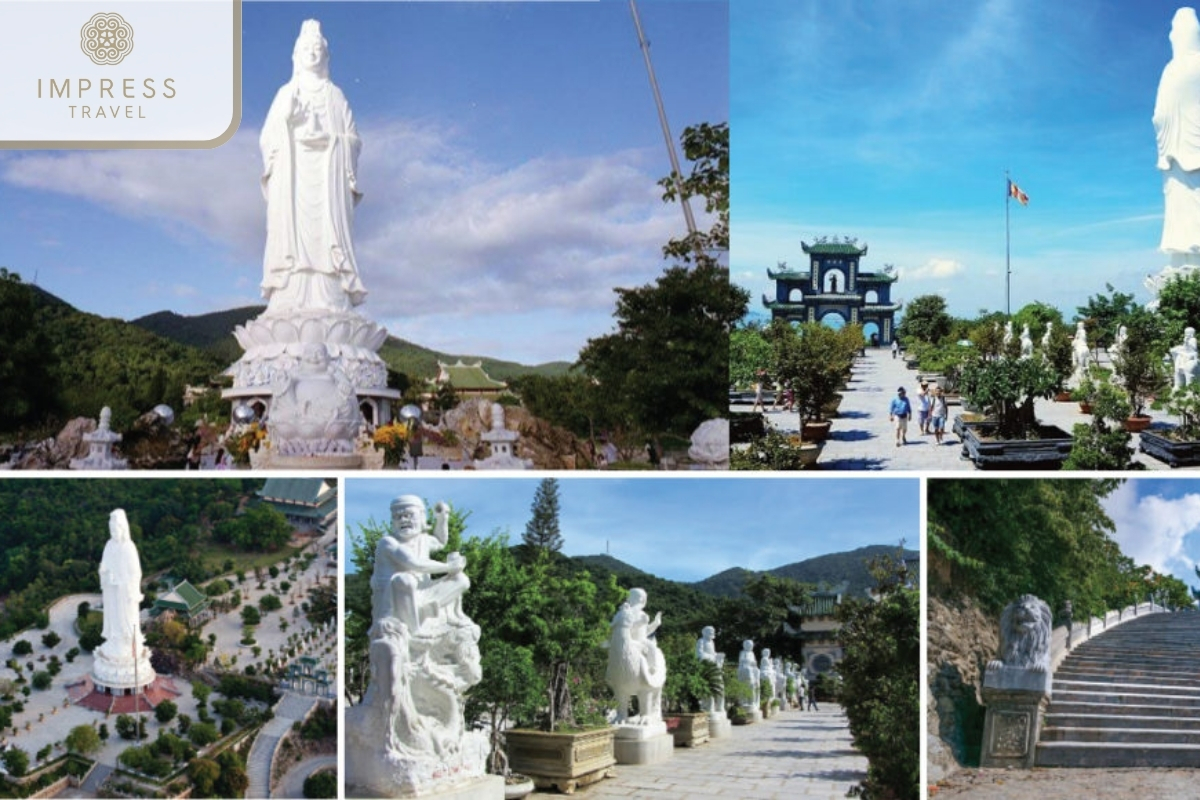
{"left": 1049, "top": 601, "right": 1166, "bottom": 673}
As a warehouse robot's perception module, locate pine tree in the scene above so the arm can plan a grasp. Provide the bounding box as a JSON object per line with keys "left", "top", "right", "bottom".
{"left": 522, "top": 478, "right": 563, "bottom": 555}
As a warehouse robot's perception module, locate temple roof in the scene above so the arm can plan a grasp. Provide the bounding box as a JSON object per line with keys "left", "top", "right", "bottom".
{"left": 258, "top": 479, "right": 335, "bottom": 508}
{"left": 801, "top": 241, "right": 868, "bottom": 256}
{"left": 156, "top": 580, "right": 209, "bottom": 613}
{"left": 790, "top": 593, "right": 841, "bottom": 617}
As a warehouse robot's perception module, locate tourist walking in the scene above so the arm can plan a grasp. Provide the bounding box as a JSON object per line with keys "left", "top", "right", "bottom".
{"left": 930, "top": 385, "right": 949, "bottom": 445}
{"left": 891, "top": 339, "right": 899, "bottom": 359}
{"left": 916, "top": 382, "right": 931, "bottom": 435}
{"left": 807, "top": 683, "right": 819, "bottom": 711}
{"left": 888, "top": 386, "right": 912, "bottom": 447}
{"left": 751, "top": 369, "right": 766, "bottom": 413}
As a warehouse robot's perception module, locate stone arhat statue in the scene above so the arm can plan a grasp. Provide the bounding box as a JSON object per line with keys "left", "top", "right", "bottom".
{"left": 347, "top": 496, "right": 492, "bottom": 797}
{"left": 606, "top": 588, "right": 667, "bottom": 727}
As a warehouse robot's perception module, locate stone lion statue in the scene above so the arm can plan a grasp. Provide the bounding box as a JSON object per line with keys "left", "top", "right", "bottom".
{"left": 986, "top": 594, "right": 1052, "bottom": 673}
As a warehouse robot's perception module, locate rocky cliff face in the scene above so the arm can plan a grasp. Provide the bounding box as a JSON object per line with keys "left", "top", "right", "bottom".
{"left": 11, "top": 417, "right": 95, "bottom": 469}
{"left": 927, "top": 595, "right": 998, "bottom": 782}
{"left": 439, "top": 399, "right": 592, "bottom": 469}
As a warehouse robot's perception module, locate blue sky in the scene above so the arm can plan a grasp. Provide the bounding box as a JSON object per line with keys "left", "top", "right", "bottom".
{"left": 0, "top": 0, "right": 727, "bottom": 364}
{"left": 1105, "top": 479, "right": 1200, "bottom": 591}
{"left": 343, "top": 476, "right": 919, "bottom": 582}
{"left": 732, "top": 0, "right": 1186, "bottom": 326}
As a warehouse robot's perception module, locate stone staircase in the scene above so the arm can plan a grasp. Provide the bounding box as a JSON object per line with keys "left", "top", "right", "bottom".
{"left": 1038, "top": 610, "right": 1200, "bottom": 767}
{"left": 79, "top": 762, "right": 114, "bottom": 796}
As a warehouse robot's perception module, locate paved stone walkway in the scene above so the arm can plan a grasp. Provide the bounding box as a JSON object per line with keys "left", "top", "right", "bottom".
{"left": 246, "top": 692, "right": 319, "bottom": 799}
{"left": 273, "top": 755, "right": 336, "bottom": 799}
{"left": 531, "top": 706, "right": 867, "bottom": 799}
{"left": 733, "top": 347, "right": 1183, "bottom": 470}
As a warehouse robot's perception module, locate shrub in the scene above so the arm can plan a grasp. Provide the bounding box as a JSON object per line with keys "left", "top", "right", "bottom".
{"left": 31, "top": 671, "right": 51, "bottom": 690}
{"left": 41, "top": 632, "right": 60, "bottom": 649}
{"left": 2, "top": 746, "right": 28, "bottom": 777}
{"left": 155, "top": 700, "right": 178, "bottom": 724}
{"left": 304, "top": 770, "right": 338, "bottom": 799}
{"left": 12, "top": 640, "right": 31, "bottom": 657}
{"left": 187, "top": 721, "right": 219, "bottom": 747}
{"left": 64, "top": 724, "right": 99, "bottom": 758}
{"left": 115, "top": 713, "right": 147, "bottom": 740}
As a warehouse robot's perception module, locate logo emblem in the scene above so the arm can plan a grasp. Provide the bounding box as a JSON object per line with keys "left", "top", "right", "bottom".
{"left": 80, "top": 12, "right": 134, "bottom": 66}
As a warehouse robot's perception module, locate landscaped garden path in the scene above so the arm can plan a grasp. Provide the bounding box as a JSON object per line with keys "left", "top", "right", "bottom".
{"left": 530, "top": 705, "right": 867, "bottom": 799}
{"left": 734, "top": 347, "right": 1182, "bottom": 470}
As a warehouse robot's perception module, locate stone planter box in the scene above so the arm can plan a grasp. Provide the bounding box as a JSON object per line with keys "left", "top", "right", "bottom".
{"left": 730, "top": 412, "right": 766, "bottom": 444}
{"left": 793, "top": 442, "right": 823, "bottom": 469}
{"left": 956, "top": 419, "right": 1073, "bottom": 470}
{"left": 1140, "top": 429, "right": 1200, "bottom": 468}
{"left": 664, "top": 712, "right": 710, "bottom": 748}
{"left": 505, "top": 728, "right": 616, "bottom": 795}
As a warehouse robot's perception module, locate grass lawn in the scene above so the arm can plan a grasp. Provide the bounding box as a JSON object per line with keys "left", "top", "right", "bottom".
{"left": 194, "top": 542, "right": 302, "bottom": 576}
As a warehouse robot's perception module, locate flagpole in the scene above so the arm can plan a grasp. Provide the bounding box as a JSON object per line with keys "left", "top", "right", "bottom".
{"left": 1005, "top": 170, "right": 1011, "bottom": 317}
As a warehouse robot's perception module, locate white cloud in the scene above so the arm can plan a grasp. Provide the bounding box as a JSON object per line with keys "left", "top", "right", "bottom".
{"left": 1104, "top": 483, "right": 1200, "bottom": 577}
{"left": 901, "top": 258, "right": 966, "bottom": 281}
{"left": 0, "top": 117, "right": 687, "bottom": 347}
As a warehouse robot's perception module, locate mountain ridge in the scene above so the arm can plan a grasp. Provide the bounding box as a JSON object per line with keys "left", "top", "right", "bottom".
{"left": 131, "top": 306, "right": 572, "bottom": 381}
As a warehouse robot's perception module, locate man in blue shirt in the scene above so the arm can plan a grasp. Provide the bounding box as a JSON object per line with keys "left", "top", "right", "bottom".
{"left": 889, "top": 386, "right": 912, "bottom": 447}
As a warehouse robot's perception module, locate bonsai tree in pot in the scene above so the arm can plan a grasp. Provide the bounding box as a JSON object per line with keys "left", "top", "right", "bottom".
{"left": 1164, "top": 382, "right": 1200, "bottom": 441}
{"left": 1111, "top": 310, "right": 1168, "bottom": 424}
{"left": 958, "top": 355, "right": 1058, "bottom": 439}
{"left": 1042, "top": 325, "right": 1075, "bottom": 398}
{"left": 465, "top": 640, "right": 545, "bottom": 787}
{"left": 661, "top": 636, "right": 722, "bottom": 746}
{"left": 721, "top": 669, "right": 753, "bottom": 725}
{"left": 662, "top": 638, "right": 722, "bottom": 715}
{"left": 767, "top": 320, "right": 848, "bottom": 440}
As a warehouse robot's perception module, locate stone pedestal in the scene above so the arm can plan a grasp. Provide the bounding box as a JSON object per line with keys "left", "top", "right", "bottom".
{"left": 269, "top": 453, "right": 364, "bottom": 471}
{"left": 746, "top": 707, "right": 763, "bottom": 723}
{"left": 980, "top": 666, "right": 1052, "bottom": 769}
{"left": 708, "top": 714, "right": 732, "bottom": 739}
{"left": 612, "top": 725, "right": 673, "bottom": 765}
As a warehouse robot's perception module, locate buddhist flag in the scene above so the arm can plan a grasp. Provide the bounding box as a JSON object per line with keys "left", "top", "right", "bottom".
{"left": 1008, "top": 179, "right": 1029, "bottom": 206}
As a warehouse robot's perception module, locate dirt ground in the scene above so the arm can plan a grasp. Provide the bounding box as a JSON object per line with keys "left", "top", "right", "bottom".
{"left": 932, "top": 767, "right": 1200, "bottom": 799}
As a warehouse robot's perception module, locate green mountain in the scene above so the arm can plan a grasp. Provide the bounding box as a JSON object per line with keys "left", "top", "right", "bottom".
{"left": 132, "top": 307, "right": 265, "bottom": 349}
{"left": 1, "top": 284, "right": 229, "bottom": 432}
{"left": 132, "top": 306, "right": 573, "bottom": 381}
{"left": 690, "top": 545, "right": 920, "bottom": 599}
{"left": 571, "top": 554, "right": 653, "bottom": 580}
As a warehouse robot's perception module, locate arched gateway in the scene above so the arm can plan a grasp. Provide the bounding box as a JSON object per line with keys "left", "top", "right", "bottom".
{"left": 762, "top": 240, "right": 902, "bottom": 345}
